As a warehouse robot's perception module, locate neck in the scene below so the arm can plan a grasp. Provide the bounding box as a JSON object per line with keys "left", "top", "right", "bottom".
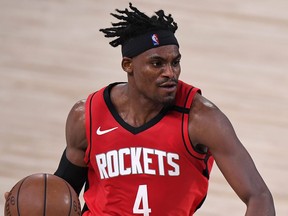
{"left": 110, "top": 83, "right": 164, "bottom": 127}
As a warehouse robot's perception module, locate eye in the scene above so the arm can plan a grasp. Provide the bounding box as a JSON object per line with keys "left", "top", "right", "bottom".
{"left": 151, "top": 60, "right": 163, "bottom": 68}
{"left": 172, "top": 59, "right": 180, "bottom": 67}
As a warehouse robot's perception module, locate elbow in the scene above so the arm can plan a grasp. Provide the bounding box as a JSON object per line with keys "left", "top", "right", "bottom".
{"left": 245, "top": 190, "right": 275, "bottom": 216}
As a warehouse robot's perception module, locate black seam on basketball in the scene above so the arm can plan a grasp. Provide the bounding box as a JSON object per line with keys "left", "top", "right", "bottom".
{"left": 64, "top": 181, "right": 73, "bottom": 216}
{"left": 43, "top": 174, "right": 47, "bottom": 216}
{"left": 16, "top": 176, "right": 29, "bottom": 216}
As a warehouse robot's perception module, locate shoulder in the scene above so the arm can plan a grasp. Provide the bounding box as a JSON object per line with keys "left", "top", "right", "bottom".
{"left": 190, "top": 93, "right": 221, "bottom": 119}
{"left": 65, "top": 99, "right": 88, "bottom": 166}
{"left": 188, "top": 93, "right": 235, "bottom": 149}
{"left": 66, "top": 99, "right": 87, "bottom": 149}
{"left": 66, "top": 99, "right": 86, "bottom": 132}
{"left": 68, "top": 99, "right": 86, "bottom": 120}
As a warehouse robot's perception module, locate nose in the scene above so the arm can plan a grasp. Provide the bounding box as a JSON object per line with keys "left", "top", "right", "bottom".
{"left": 163, "top": 64, "right": 176, "bottom": 79}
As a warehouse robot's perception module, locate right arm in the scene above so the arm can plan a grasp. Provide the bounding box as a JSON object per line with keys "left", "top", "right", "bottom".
{"left": 5, "top": 100, "right": 88, "bottom": 200}
{"left": 54, "top": 99, "right": 88, "bottom": 195}
{"left": 65, "top": 99, "right": 88, "bottom": 167}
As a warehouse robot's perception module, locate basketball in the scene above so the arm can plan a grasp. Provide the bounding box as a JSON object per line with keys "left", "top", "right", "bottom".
{"left": 4, "top": 173, "right": 81, "bottom": 216}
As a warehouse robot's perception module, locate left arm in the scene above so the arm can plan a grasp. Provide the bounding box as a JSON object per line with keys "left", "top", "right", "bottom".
{"left": 189, "top": 94, "right": 275, "bottom": 215}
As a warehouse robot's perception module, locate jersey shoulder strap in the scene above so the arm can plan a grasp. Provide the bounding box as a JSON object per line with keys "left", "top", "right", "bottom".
{"left": 174, "top": 80, "right": 201, "bottom": 113}
{"left": 174, "top": 81, "right": 208, "bottom": 160}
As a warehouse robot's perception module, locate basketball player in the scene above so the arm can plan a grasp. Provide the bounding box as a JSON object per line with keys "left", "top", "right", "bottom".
{"left": 45, "top": 3, "right": 274, "bottom": 215}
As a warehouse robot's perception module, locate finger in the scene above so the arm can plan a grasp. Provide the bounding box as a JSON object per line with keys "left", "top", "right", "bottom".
{"left": 4, "top": 192, "right": 10, "bottom": 200}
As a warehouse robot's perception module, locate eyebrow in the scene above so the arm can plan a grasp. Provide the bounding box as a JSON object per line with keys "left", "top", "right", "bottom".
{"left": 148, "top": 53, "right": 181, "bottom": 61}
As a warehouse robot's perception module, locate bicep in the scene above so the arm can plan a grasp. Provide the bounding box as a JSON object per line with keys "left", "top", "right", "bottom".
{"left": 65, "top": 99, "right": 87, "bottom": 167}
{"left": 190, "top": 101, "right": 268, "bottom": 203}
{"left": 208, "top": 116, "right": 264, "bottom": 203}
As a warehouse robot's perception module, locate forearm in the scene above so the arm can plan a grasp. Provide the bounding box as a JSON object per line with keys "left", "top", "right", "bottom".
{"left": 245, "top": 192, "right": 275, "bottom": 216}
{"left": 54, "top": 149, "right": 88, "bottom": 195}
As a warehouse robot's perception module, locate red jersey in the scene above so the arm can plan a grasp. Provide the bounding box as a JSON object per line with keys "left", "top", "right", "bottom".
{"left": 83, "top": 80, "right": 214, "bottom": 216}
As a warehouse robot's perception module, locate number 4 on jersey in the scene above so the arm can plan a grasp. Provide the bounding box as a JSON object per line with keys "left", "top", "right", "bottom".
{"left": 133, "top": 185, "right": 151, "bottom": 216}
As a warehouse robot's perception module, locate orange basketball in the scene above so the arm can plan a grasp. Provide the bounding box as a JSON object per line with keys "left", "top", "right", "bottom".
{"left": 4, "top": 173, "right": 81, "bottom": 216}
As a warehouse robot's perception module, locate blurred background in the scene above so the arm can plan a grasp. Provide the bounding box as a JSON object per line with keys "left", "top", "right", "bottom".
{"left": 0, "top": 0, "right": 287, "bottom": 215}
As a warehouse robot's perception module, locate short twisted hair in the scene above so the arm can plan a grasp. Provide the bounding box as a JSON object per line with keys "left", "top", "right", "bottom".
{"left": 100, "top": 3, "right": 178, "bottom": 47}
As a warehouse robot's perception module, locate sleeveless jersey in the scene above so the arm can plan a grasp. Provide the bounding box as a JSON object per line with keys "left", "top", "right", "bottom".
{"left": 83, "top": 80, "right": 214, "bottom": 216}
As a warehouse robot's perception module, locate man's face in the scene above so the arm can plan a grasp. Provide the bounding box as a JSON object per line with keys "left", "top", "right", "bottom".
{"left": 128, "top": 45, "right": 181, "bottom": 106}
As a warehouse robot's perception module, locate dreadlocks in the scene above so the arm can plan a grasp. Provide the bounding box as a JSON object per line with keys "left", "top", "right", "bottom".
{"left": 100, "top": 3, "right": 178, "bottom": 48}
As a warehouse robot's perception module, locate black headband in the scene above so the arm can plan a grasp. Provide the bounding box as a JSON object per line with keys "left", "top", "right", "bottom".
{"left": 121, "top": 30, "right": 179, "bottom": 58}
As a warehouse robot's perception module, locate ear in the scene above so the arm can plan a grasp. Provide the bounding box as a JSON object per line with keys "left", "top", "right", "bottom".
{"left": 121, "top": 57, "right": 133, "bottom": 74}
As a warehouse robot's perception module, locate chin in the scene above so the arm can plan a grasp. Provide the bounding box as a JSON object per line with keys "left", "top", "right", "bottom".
{"left": 161, "top": 96, "right": 176, "bottom": 106}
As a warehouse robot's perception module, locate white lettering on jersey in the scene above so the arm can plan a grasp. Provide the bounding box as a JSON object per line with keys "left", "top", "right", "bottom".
{"left": 119, "top": 148, "right": 131, "bottom": 175}
{"left": 131, "top": 147, "right": 143, "bottom": 174}
{"left": 106, "top": 150, "right": 119, "bottom": 177}
{"left": 95, "top": 153, "right": 108, "bottom": 179}
{"left": 154, "top": 149, "right": 166, "bottom": 176}
{"left": 142, "top": 148, "right": 156, "bottom": 175}
{"left": 95, "top": 147, "right": 180, "bottom": 179}
{"left": 167, "top": 153, "right": 180, "bottom": 176}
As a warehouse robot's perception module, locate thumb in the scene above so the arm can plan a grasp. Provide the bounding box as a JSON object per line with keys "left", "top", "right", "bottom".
{"left": 4, "top": 192, "right": 10, "bottom": 200}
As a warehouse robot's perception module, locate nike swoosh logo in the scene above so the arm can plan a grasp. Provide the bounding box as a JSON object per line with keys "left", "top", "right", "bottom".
{"left": 96, "top": 126, "right": 118, "bottom": 135}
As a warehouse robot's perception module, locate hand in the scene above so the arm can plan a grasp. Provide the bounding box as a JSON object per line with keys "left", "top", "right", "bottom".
{"left": 4, "top": 192, "right": 10, "bottom": 200}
